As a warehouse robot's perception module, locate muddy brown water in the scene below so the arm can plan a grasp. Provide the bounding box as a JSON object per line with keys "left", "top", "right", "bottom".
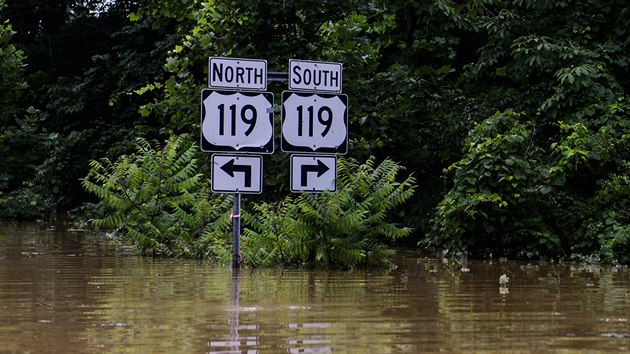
{"left": 1, "top": 223, "right": 629, "bottom": 353}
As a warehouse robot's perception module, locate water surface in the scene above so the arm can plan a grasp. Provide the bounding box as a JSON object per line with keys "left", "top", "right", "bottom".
{"left": 1, "top": 223, "right": 629, "bottom": 352}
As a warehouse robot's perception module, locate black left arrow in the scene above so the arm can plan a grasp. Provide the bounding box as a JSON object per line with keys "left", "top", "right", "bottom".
{"left": 301, "top": 159, "right": 330, "bottom": 187}
{"left": 221, "top": 159, "right": 252, "bottom": 187}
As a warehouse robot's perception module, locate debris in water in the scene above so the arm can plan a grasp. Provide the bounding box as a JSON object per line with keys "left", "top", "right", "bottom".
{"left": 499, "top": 274, "right": 509, "bottom": 294}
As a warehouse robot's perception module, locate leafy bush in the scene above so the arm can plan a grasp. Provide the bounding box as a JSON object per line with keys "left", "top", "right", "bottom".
{"left": 82, "top": 136, "right": 416, "bottom": 268}
{"left": 429, "top": 110, "right": 553, "bottom": 257}
{"left": 575, "top": 163, "right": 630, "bottom": 263}
{"left": 430, "top": 98, "right": 630, "bottom": 262}
{"left": 243, "top": 156, "right": 416, "bottom": 268}
{"left": 0, "top": 15, "right": 26, "bottom": 122}
{"left": 82, "top": 135, "right": 232, "bottom": 258}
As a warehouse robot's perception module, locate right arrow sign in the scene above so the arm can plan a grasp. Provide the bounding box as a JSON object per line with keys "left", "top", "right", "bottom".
{"left": 290, "top": 155, "right": 336, "bottom": 193}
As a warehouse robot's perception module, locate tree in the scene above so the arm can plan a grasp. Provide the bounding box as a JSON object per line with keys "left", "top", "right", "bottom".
{"left": 429, "top": 0, "right": 630, "bottom": 262}
{"left": 0, "top": 0, "right": 172, "bottom": 215}
{"left": 0, "top": 0, "right": 46, "bottom": 218}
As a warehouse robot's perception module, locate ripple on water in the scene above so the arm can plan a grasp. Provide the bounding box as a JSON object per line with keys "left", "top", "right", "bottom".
{"left": 2, "top": 226, "right": 630, "bottom": 353}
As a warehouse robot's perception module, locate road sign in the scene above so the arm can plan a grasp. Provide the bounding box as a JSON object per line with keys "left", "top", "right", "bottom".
{"left": 289, "top": 59, "right": 342, "bottom": 93}
{"left": 290, "top": 155, "right": 336, "bottom": 193}
{"left": 212, "top": 154, "right": 263, "bottom": 194}
{"left": 208, "top": 57, "right": 267, "bottom": 91}
{"left": 201, "top": 89, "right": 274, "bottom": 153}
{"left": 281, "top": 91, "right": 348, "bottom": 154}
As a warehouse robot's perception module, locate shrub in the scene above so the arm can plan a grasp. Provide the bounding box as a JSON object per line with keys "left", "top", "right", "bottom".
{"left": 243, "top": 156, "right": 416, "bottom": 268}
{"left": 83, "top": 136, "right": 417, "bottom": 268}
{"left": 82, "top": 134, "right": 232, "bottom": 258}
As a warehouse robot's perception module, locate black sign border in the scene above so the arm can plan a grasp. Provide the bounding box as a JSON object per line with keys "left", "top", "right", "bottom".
{"left": 200, "top": 89, "right": 274, "bottom": 154}
{"left": 280, "top": 91, "right": 348, "bottom": 154}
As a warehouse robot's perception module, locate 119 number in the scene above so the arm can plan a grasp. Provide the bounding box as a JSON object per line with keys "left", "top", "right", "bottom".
{"left": 296, "top": 105, "right": 332, "bottom": 137}
{"left": 218, "top": 103, "right": 257, "bottom": 136}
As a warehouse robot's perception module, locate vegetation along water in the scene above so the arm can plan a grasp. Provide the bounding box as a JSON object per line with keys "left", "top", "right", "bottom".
{"left": 1, "top": 1, "right": 629, "bottom": 265}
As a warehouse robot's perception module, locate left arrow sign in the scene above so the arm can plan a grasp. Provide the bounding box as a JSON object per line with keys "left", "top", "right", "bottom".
{"left": 220, "top": 159, "right": 252, "bottom": 187}
{"left": 212, "top": 154, "right": 263, "bottom": 194}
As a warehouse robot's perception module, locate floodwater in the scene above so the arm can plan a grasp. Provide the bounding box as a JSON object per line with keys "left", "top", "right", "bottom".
{"left": 1, "top": 223, "right": 629, "bottom": 353}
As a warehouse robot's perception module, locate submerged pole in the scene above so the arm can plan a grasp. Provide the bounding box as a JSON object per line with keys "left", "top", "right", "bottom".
{"left": 232, "top": 193, "right": 241, "bottom": 269}
{"left": 229, "top": 268, "right": 241, "bottom": 351}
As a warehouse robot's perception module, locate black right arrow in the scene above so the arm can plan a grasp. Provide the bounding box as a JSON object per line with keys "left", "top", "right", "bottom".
{"left": 221, "top": 159, "right": 252, "bottom": 187}
{"left": 301, "top": 159, "right": 330, "bottom": 187}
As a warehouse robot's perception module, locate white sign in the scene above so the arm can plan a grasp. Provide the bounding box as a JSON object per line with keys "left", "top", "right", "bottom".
{"left": 281, "top": 91, "right": 348, "bottom": 154}
{"left": 209, "top": 57, "right": 267, "bottom": 91}
{"left": 212, "top": 154, "right": 263, "bottom": 194}
{"left": 201, "top": 90, "right": 274, "bottom": 153}
{"left": 290, "top": 155, "right": 336, "bottom": 193}
{"left": 289, "top": 59, "right": 342, "bottom": 93}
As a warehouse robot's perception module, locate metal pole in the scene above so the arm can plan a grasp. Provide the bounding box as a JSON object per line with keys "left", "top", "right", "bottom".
{"left": 232, "top": 193, "right": 241, "bottom": 269}
{"left": 267, "top": 71, "right": 288, "bottom": 82}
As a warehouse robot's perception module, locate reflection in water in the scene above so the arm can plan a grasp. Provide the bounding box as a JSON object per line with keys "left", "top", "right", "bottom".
{"left": 208, "top": 269, "right": 261, "bottom": 354}
{"left": 1, "top": 223, "right": 630, "bottom": 352}
{"left": 208, "top": 269, "right": 333, "bottom": 354}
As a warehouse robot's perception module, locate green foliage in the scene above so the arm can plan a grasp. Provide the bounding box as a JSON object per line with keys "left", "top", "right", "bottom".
{"left": 2, "top": 0, "right": 629, "bottom": 265}
{"left": 82, "top": 142, "right": 416, "bottom": 267}
{"left": 82, "top": 135, "right": 232, "bottom": 259}
{"left": 242, "top": 196, "right": 296, "bottom": 267}
{"left": 430, "top": 110, "right": 550, "bottom": 256}
{"left": 134, "top": 0, "right": 361, "bottom": 135}
{"left": 0, "top": 108, "right": 56, "bottom": 219}
{"left": 567, "top": 99, "right": 630, "bottom": 262}
{"left": 426, "top": 0, "right": 630, "bottom": 263}
{"left": 462, "top": 0, "right": 629, "bottom": 118}
{"left": 0, "top": 0, "right": 172, "bottom": 216}
{"left": 0, "top": 10, "right": 50, "bottom": 219}
{"left": 584, "top": 165, "right": 630, "bottom": 263}
{"left": 314, "top": 1, "right": 483, "bottom": 233}
{"left": 430, "top": 96, "right": 630, "bottom": 261}
{"left": 244, "top": 157, "right": 416, "bottom": 268}
{"left": 0, "top": 15, "right": 26, "bottom": 123}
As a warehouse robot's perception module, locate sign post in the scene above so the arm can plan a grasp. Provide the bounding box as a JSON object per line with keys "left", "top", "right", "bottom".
{"left": 232, "top": 193, "right": 241, "bottom": 269}
{"left": 282, "top": 59, "right": 345, "bottom": 193}
{"left": 201, "top": 57, "right": 347, "bottom": 266}
{"left": 202, "top": 57, "right": 271, "bottom": 269}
